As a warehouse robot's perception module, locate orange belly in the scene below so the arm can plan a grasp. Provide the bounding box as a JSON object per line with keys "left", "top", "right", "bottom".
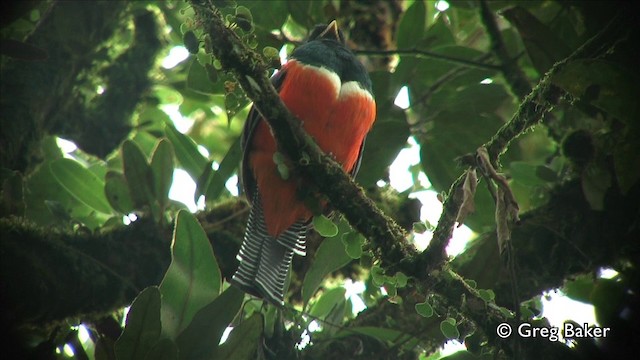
{"left": 249, "top": 60, "right": 376, "bottom": 236}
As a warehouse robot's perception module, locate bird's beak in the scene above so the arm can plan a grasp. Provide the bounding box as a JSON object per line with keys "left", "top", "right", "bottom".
{"left": 318, "top": 20, "right": 340, "bottom": 42}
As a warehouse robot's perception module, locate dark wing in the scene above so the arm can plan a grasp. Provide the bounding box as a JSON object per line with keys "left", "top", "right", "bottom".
{"left": 240, "top": 69, "right": 288, "bottom": 203}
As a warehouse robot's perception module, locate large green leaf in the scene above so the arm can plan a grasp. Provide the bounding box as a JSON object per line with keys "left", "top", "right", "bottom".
{"left": 396, "top": 0, "right": 427, "bottom": 49}
{"left": 176, "top": 286, "right": 244, "bottom": 360}
{"left": 160, "top": 211, "right": 222, "bottom": 339}
{"left": 309, "top": 287, "right": 347, "bottom": 320}
{"left": 49, "top": 158, "right": 112, "bottom": 214}
{"left": 286, "top": 0, "right": 324, "bottom": 29}
{"left": 428, "top": 83, "right": 510, "bottom": 115}
{"left": 240, "top": 0, "right": 287, "bottom": 32}
{"left": 211, "top": 313, "right": 263, "bottom": 360}
{"left": 115, "top": 287, "right": 162, "bottom": 360}
{"left": 302, "top": 232, "right": 352, "bottom": 306}
{"left": 420, "top": 112, "right": 504, "bottom": 230}
{"left": 104, "top": 171, "right": 135, "bottom": 214}
{"left": 356, "top": 107, "right": 410, "bottom": 187}
{"left": 150, "top": 139, "right": 175, "bottom": 209}
{"left": 501, "top": 6, "right": 572, "bottom": 75}
{"left": 202, "top": 135, "right": 241, "bottom": 202}
{"left": 186, "top": 58, "right": 217, "bottom": 95}
{"left": 165, "top": 123, "right": 209, "bottom": 182}
{"left": 122, "top": 140, "right": 156, "bottom": 209}
{"left": 552, "top": 59, "right": 640, "bottom": 125}
{"left": 143, "top": 339, "right": 178, "bottom": 360}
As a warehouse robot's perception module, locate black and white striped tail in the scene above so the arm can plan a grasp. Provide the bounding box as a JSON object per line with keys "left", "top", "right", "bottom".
{"left": 231, "top": 193, "right": 307, "bottom": 305}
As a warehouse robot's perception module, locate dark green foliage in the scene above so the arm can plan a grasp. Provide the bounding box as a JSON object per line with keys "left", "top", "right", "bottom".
{"left": 1, "top": 1, "right": 639, "bottom": 359}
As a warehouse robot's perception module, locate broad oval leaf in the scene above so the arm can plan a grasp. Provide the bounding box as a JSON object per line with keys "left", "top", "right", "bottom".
{"left": 415, "top": 301, "right": 434, "bottom": 318}
{"left": 187, "top": 58, "right": 217, "bottom": 95}
{"left": 396, "top": 0, "right": 427, "bottom": 48}
{"left": 211, "top": 313, "right": 263, "bottom": 360}
{"left": 143, "top": 338, "right": 178, "bottom": 360}
{"left": 122, "top": 140, "right": 155, "bottom": 209}
{"left": 104, "top": 171, "right": 135, "bottom": 214}
{"left": 302, "top": 235, "right": 352, "bottom": 306}
{"left": 341, "top": 231, "right": 364, "bottom": 259}
{"left": 313, "top": 215, "right": 338, "bottom": 237}
{"left": 202, "top": 136, "right": 241, "bottom": 202}
{"left": 176, "top": 286, "right": 244, "bottom": 360}
{"left": 440, "top": 318, "right": 460, "bottom": 339}
{"left": 165, "top": 123, "right": 209, "bottom": 182}
{"left": 49, "top": 158, "right": 112, "bottom": 214}
{"left": 309, "top": 287, "right": 347, "bottom": 320}
{"left": 356, "top": 107, "right": 410, "bottom": 187}
{"left": 160, "top": 210, "right": 222, "bottom": 339}
{"left": 150, "top": 139, "right": 175, "bottom": 209}
{"left": 115, "top": 286, "right": 162, "bottom": 360}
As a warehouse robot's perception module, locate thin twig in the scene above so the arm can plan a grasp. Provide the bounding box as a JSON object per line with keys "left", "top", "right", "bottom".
{"left": 355, "top": 48, "right": 501, "bottom": 71}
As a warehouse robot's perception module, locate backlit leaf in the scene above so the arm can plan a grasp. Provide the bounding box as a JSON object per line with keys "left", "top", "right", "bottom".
{"left": 49, "top": 158, "right": 112, "bottom": 214}
{"left": 160, "top": 211, "right": 222, "bottom": 339}
{"left": 115, "top": 287, "right": 162, "bottom": 360}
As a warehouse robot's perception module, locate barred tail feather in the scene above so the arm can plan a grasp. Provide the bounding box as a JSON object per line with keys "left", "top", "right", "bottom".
{"left": 231, "top": 193, "right": 307, "bottom": 305}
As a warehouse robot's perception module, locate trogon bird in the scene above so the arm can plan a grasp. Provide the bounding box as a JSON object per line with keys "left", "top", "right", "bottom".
{"left": 231, "top": 21, "right": 376, "bottom": 305}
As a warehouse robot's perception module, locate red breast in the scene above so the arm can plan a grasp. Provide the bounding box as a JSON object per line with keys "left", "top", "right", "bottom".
{"left": 249, "top": 60, "right": 375, "bottom": 236}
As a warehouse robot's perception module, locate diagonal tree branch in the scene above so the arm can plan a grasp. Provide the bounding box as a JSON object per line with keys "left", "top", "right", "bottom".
{"left": 190, "top": 3, "right": 414, "bottom": 271}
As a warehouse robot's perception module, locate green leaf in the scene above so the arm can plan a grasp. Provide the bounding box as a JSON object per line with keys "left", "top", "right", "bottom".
{"left": 160, "top": 211, "right": 222, "bottom": 339}
{"left": 396, "top": 0, "right": 427, "bottom": 48}
{"left": 122, "top": 140, "right": 155, "bottom": 209}
{"left": 394, "top": 272, "right": 408, "bottom": 288}
{"left": 212, "top": 313, "right": 263, "bottom": 360}
{"left": 302, "top": 236, "right": 352, "bottom": 305}
{"left": 535, "top": 165, "right": 558, "bottom": 183}
{"left": 287, "top": 1, "right": 323, "bottom": 28}
{"left": 501, "top": 6, "right": 572, "bottom": 75}
{"left": 464, "top": 279, "right": 477, "bottom": 289}
{"left": 510, "top": 161, "right": 548, "bottom": 187}
{"left": 551, "top": 59, "right": 640, "bottom": 125}
{"left": 242, "top": 0, "right": 288, "bottom": 32}
{"left": 313, "top": 215, "right": 338, "bottom": 237}
{"left": 356, "top": 107, "right": 410, "bottom": 187}
{"left": 309, "top": 287, "right": 347, "bottom": 320}
{"left": 563, "top": 274, "right": 595, "bottom": 304}
{"left": 176, "top": 286, "right": 244, "bottom": 360}
{"left": 187, "top": 58, "right": 217, "bottom": 95}
{"left": 104, "top": 171, "right": 135, "bottom": 214}
{"left": 165, "top": 123, "right": 209, "bottom": 181}
{"left": 341, "top": 231, "right": 365, "bottom": 259}
{"left": 478, "top": 289, "right": 495, "bottom": 302}
{"left": 150, "top": 139, "right": 175, "bottom": 209}
{"left": 440, "top": 318, "right": 460, "bottom": 339}
{"left": 415, "top": 301, "right": 434, "bottom": 318}
{"left": 498, "top": 306, "right": 514, "bottom": 319}
{"left": 420, "top": 112, "right": 504, "bottom": 230}
{"left": 591, "top": 278, "right": 625, "bottom": 326}
{"left": 143, "top": 339, "right": 178, "bottom": 360}
{"left": 183, "top": 31, "right": 199, "bottom": 54}
{"left": 49, "top": 158, "right": 112, "bottom": 214}
{"left": 203, "top": 136, "right": 241, "bottom": 201}
{"left": 413, "top": 222, "right": 428, "bottom": 234}
{"left": 371, "top": 265, "right": 385, "bottom": 286}
{"left": 25, "top": 160, "right": 92, "bottom": 226}
{"left": 115, "top": 287, "right": 162, "bottom": 360}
